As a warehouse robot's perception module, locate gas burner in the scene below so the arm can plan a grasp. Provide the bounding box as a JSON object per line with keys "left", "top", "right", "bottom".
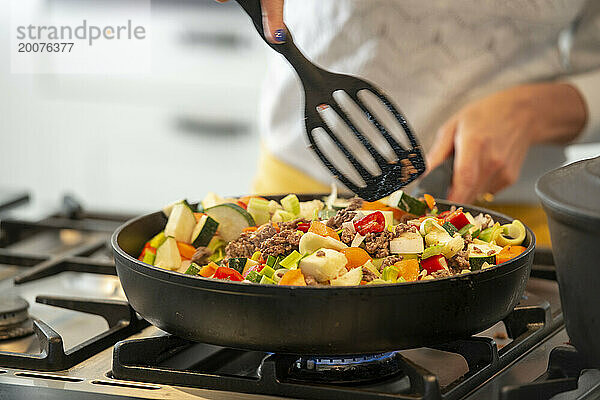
{"left": 289, "top": 352, "right": 403, "bottom": 384}
{"left": 0, "top": 295, "right": 33, "bottom": 340}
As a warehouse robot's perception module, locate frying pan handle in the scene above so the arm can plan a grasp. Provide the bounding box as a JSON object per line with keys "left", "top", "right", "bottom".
{"left": 234, "top": 0, "right": 324, "bottom": 86}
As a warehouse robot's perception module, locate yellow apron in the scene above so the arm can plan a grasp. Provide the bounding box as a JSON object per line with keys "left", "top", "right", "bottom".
{"left": 252, "top": 147, "right": 551, "bottom": 247}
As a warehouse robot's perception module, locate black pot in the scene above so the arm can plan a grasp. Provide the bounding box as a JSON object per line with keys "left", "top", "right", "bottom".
{"left": 536, "top": 156, "right": 600, "bottom": 367}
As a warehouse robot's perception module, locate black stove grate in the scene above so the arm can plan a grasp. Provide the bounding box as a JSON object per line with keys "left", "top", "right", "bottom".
{"left": 0, "top": 296, "right": 149, "bottom": 371}
{"left": 112, "top": 298, "right": 563, "bottom": 400}
{"left": 0, "top": 195, "right": 135, "bottom": 284}
{"left": 0, "top": 195, "right": 149, "bottom": 371}
{"left": 501, "top": 346, "right": 590, "bottom": 400}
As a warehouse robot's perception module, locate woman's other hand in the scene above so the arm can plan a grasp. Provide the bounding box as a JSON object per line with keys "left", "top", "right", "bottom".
{"left": 217, "top": 0, "right": 285, "bottom": 43}
{"left": 426, "top": 83, "right": 587, "bottom": 204}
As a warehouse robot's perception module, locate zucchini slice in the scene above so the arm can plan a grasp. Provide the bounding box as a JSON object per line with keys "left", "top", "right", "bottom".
{"left": 467, "top": 242, "right": 501, "bottom": 271}
{"left": 184, "top": 263, "right": 201, "bottom": 275}
{"left": 155, "top": 237, "right": 182, "bottom": 271}
{"left": 164, "top": 202, "right": 196, "bottom": 243}
{"left": 247, "top": 197, "right": 270, "bottom": 226}
{"left": 191, "top": 215, "right": 219, "bottom": 247}
{"left": 442, "top": 221, "right": 458, "bottom": 236}
{"left": 228, "top": 257, "right": 247, "bottom": 273}
{"left": 163, "top": 199, "right": 193, "bottom": 217}
{"left": 469, "top": 255, "right": 496, "bottom": 271}
{"left": 388, "top": 190, "right": 427, "bottom": 216}
{"left": 205, "top": 203, "right": 255, "bottom": 242}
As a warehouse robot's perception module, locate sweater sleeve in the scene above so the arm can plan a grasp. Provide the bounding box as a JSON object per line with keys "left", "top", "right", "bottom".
{"left": 564, "top": 0, "right": 600, "bottom": 143}
{"left": 568, "top": 69, "right": 600, "bottom": 143}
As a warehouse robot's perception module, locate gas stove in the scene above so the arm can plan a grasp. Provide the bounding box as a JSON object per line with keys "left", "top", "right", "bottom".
{"left": 0, "top": 192, "right": 598, "bottom": 400}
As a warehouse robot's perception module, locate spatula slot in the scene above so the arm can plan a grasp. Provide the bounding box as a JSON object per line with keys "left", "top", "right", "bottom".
{"left": 356, "top": 89, "right": 413, "bottom": 153}
{"left": 315, "top": 103, "right": 381, "bottom": 177}
{"left": 311, "top": 126, "right": 367, "bottom": 189}
{"left": 332, "top": 90, "right": 398, "bottom": 164}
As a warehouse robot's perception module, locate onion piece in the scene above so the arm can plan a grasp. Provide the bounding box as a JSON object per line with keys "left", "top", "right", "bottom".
{"left": 351, "top": 233, "right": 366, "bottom": 248}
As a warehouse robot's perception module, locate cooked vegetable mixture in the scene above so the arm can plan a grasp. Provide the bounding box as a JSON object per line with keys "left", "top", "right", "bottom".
{"left": 138, "top": 190, "right": 527, "bottom": 286}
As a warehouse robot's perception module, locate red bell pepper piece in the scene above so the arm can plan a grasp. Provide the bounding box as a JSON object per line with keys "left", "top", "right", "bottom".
{"left": 420, "top": 255, "right": 448, "bottom": 274}
{"left": 213, "top": 266, "right": 244, "bottom": 281}
{"left": 353, "top": 211, "right": 385, "bottom": 235}
{"left": 297, "top": 223, "right": 310, "bottom": 233}
{"left": 445, "top": 210, "right": 470, "bottom": 230}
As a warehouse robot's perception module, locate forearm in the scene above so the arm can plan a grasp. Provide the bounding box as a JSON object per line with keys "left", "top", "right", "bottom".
{"left": 517, "top": 82, "right": 587, "bottom": 145}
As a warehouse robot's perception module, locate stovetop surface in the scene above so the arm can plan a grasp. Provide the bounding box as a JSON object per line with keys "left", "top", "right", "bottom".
{"left": 0, "top": 193, "right": 597, "bottom": 400}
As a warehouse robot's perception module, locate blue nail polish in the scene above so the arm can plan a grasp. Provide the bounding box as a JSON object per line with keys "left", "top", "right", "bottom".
{"left": 273, "top": 29, "right": 286, "bottom": 43}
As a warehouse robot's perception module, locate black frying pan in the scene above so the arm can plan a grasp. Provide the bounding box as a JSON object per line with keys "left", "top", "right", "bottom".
{"left": 111, "top": 196, "right": 535, "bottom": 355}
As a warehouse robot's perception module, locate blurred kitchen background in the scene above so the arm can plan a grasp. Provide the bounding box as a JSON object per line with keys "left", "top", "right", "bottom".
{"left": 0, "top": 0, "right": 598, "bottom": 216}
{"left": 0, "top": 0, "right": 267, "bottom": 215}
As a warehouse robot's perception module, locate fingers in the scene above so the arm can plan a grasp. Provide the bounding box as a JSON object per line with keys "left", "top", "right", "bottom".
{"left": 483, "top": 144, "right": 528, "bottom": 194}
{"left": 447, "top": 130, "right": 482, "bottom": 204}
{"left": 426, "top": 118, "right": 457, "bottom": 173}
{"left": 261, "top": 0, "right": 286, "bottom": 43}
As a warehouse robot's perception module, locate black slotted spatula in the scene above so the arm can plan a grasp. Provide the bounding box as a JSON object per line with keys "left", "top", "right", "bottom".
{"left": 235, "top": 0, "right": 426, "bottom": 201}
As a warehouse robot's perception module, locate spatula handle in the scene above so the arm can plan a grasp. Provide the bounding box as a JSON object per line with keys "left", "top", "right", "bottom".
{"left": 234, "top": 0, "right": 323, "bottom": 85}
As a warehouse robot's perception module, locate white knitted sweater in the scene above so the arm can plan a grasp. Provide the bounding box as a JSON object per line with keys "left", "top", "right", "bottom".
{"left": 259, "top": 0, "right": 600, "bottom": 202}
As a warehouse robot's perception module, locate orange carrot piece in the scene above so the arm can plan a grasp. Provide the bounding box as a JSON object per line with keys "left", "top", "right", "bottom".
{"left": 496, "top": 245, "right": 527, "bottom": 264}
{"left": 199, "top": 262, "right": 218, "bottom": 277}
{"left": 395, "top": 259, "right": 420, "bottom": 282}
{"left": 361, "top": 200, "right": 389, "bottom": 210}
{"left": 176, "top": 241, "right": 196, "bottom": 260}
{"left": 340, "top": 247, "right": 372, "bottom": 270}
{"left": 308, "top": 220, "right": 340, "bottom": 241}
{"left": 243, "top": 226, "right": 258, "bottom": 233}
{"left": 279, "top": 269, "right": 307, "bottom": 286}
{"left": 424, "top": 194, "right": 436, "bottom": 210}
{"left": 361, "top": 201, "right": 406, "bottom": 221}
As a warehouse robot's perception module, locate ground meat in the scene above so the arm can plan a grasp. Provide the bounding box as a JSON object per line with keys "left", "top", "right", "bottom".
{"left": 326, "top": 209, "right": 356, "bottom": 230}
{"left": 431, "top": 269, "right": 452, "bottom": 279}
{"left": 394, "top": 223, "right": 417, "bottom": 236}
{"left": 316, "top": 250, "right": 326, "bottom": 257}
{"left": 304, "top": 274, "right": 319, "bottom": 286}
{"left": 346, "top": 198, "right": 363, "bottom": 211}
{"left": 279, "top": 218, "right": 310, "bottom": 231}
{"left": 363, "top": 230, "right": 394, "bottom": 258}
{"left": 259, "top": 229, "right": 302, "bottom": 258}
{"left": 447, "top": 249, "right": 470, "bottom": 273}
{"left": 381, "top": 255, "right": 403, "bottom": 270}
{"left": 224, "top": 224, "right": 279, "bottom": 260}
{"left": 255, "top": 224, "right": 277, "bottom": 241}
{"left": 225, "top": 232, "right": 258, "bottom": 259}
{"left": 191, "top": 246, "right": 212, "bottom": 265}
{"left": 340, "top": 228, "right": 354, "bottom": 246}
{"left": 362, "top": 266, "right": 378, "bottom": 282}
{"left": 400, "top": 158, "right": 418, "bottom": 182}
{"left": 463, "top": 233, "right": 473, "bottom": 244}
